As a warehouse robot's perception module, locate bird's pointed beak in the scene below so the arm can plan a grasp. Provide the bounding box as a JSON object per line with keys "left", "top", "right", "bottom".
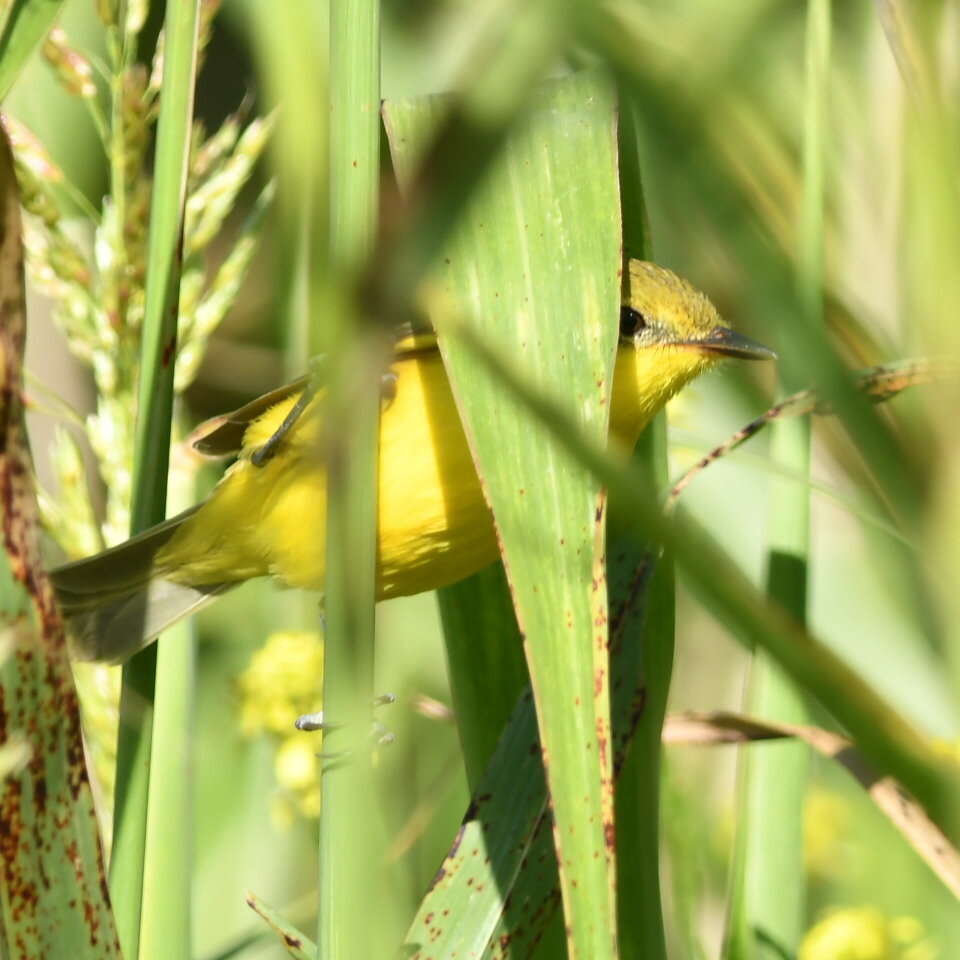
{"left": 683, "top": 326, "right": 777, "bottom": 361}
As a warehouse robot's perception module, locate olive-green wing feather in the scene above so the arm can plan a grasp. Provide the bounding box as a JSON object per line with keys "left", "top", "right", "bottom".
{"left": 52, "top": 507, "right": 236, "bottom": 663}
{"left": 188, "top": 327, "right": 439, "bottom": 458}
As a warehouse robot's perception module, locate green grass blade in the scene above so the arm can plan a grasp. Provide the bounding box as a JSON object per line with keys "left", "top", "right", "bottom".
{"left": 140, "top": 472, "right": 198, "bottom": 960}
{"left": 724, "top": 3, "right": 829, "bottom": 956}
{"left": 403, "top": 686, "right": 548, "bottom": 956}
{"left": 139, "top": 619, "right": 194, "bottom": 959}
{"left": 613, "top": 89, "right": 671, "bottom": 960}
{"left": 0, "top": 0, "right": 65, "bottom": 102}
{"left": 111, "top": 3, "right": 200, "bottom": 956}
{"left": 245, "top": 892, "right": 317, "bottom": 960}
{"left": 437, "top": 564, "right": 528, "bottom": 788}
{"left": 612, "top": 425, "right": 672, "bottom": 960}
{"left": 386, "top": 71, "right": 622, "bottom": 959}
{"left": 0, "top": 126, "right": 120, "bottom": 959}
{"left": 318, "top": 1, "right": 388, "bottom": 957}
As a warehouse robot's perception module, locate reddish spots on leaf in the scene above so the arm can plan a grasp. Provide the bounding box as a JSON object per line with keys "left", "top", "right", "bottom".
{"left": 161, "top": 335, "right": 177, "bottom": 367}
{"left": 424, "top": 912, "right": 434, "bottom": 925}
{"left": 284, "top": 933, "right": 303, "bottom": 948}
{"left": 604, "top": 820, "right": 616, "bottom": 850}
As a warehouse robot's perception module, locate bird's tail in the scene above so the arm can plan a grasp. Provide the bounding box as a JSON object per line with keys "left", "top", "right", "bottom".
{"left": 52, "top": 508, "right": 233, "bottom": 663}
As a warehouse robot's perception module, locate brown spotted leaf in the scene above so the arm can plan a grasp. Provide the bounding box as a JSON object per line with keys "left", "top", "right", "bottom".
{"left": 245, "top": 892, "right": 316, "bottom": 960}
{"left": 385, "top": 71, "right": 622, "bottom": 960}
{"left": 0, "top": 122, "right": 120, "bottom": 959}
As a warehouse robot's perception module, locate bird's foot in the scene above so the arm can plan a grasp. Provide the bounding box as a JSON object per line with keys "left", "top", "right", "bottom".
{"left": 295, "top": 693, "right": 397, "bottom": 768}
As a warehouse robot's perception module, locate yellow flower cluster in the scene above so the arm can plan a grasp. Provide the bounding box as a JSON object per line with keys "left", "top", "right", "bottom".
{"left": 800, "top": 906, "right": 937, "bottom": 960}
{"left": 237, "top": 630, "right": 324, "bottom": 824}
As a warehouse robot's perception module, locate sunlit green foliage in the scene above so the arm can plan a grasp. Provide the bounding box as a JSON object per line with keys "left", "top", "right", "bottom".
{"left": 2, "top": 0, "right": 959, "bottom": 958}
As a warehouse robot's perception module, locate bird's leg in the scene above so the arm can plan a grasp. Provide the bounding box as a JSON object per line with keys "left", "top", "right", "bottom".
{"left": 250, "top": 365, "right": 399, "bottom": 468}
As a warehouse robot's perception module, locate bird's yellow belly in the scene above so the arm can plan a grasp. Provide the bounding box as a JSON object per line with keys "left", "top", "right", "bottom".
{"left": 158, "top": 352, "right": 499, "bottom": 598}
{"left": 156, "top": 343, "right": 660, "bottom": 598}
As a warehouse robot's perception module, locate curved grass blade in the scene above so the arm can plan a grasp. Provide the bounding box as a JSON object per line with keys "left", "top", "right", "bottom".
{"left": 0, "top": 123, "right": 120, "bottom": 960}
{"left": 245, "top": 892, "right": 317, "bottom": 960}
{"left": 0, "top": 0, "right": 65, "bottom": 102}
{"left": 386, "top": 71, "right": 622, "bottom": 959}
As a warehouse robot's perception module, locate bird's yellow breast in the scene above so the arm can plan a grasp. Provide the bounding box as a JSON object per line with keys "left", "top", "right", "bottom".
{"left": 157, "top": 343, "right": 687, "bottom": 598}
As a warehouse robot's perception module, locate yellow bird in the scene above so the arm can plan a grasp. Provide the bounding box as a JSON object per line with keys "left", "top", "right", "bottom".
{"left": 53, "top": 260, "right": 773, "bottom": 662}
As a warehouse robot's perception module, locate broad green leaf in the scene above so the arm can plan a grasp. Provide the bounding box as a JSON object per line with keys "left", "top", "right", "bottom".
{"left": 0, "top": 124, "right": 120, "bottom": 960}
{"left": 386, "top": 71, "right": 622, "bottom": 959}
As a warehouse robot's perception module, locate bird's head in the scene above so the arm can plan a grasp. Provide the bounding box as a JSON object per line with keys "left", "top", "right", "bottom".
{"left": 611, "top": 260, "right": 774, "bottom": 444}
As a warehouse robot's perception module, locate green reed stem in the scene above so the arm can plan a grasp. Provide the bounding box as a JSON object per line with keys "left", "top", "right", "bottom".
{"left": 110, "top": 3, "right": 199, "bottom": 957}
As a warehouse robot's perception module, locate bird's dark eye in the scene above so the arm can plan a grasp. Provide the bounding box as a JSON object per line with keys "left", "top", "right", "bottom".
{"left": 619, "top": 306, "right": 648, "bottom": 337}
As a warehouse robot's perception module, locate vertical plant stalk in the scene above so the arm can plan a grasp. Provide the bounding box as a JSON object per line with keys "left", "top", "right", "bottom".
{"left": 110, "top": 3, "right": 200, "bottom": 957}
{"left": 614, "top": 91, "right": 672, "bottom": 960}
{"left": 725, "top": 3, "right": 828, "bottom": 958}
{"left": 319, "top": 0, "right": 385, "bottom": 957}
